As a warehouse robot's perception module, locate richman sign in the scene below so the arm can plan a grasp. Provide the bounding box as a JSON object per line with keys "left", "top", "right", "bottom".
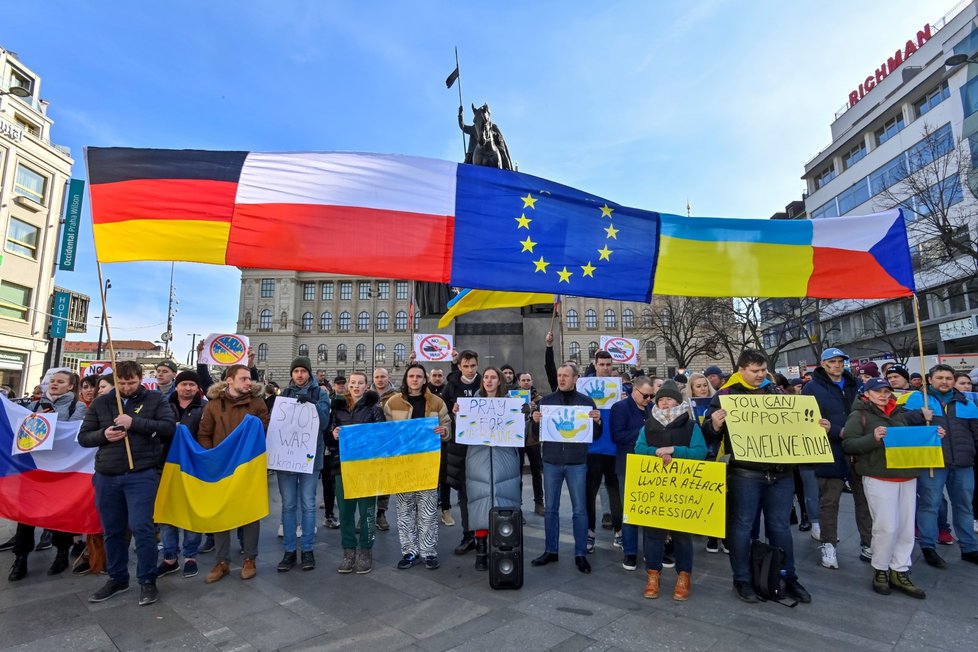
{"left": 848, "top": 24, "right": 932, "bottom": 109}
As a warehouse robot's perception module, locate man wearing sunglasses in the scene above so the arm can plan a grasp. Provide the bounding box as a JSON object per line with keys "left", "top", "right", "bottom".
{"left": 610, "top": 376, "right": 655, "bottom": 571}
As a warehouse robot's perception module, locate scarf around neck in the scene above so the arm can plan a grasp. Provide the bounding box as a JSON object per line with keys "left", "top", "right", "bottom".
{"left": 651, "top": 402, "right": 689, "bottom": 427}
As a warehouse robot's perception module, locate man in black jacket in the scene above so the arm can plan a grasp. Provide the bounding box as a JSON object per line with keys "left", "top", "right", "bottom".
{"left": 78, "top": 360, "right": 176, "bottom": 606}
{"left": 530, "top": 362, "right": 601, "bottom": 573}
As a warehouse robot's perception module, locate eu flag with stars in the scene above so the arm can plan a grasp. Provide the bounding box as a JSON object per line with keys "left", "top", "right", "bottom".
{"left": 450, "top": 165, "right": 660, "bottom": 302}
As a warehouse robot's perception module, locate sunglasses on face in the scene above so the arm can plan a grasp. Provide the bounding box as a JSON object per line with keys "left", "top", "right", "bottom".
{"left": 638, "top": 392, "right": 654, "bottom": 400}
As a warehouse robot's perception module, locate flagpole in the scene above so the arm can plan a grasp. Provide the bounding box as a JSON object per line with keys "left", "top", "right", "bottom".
{"left": 455, "top": 47, "right": 465, "bottom": 159}
{"left": 96, "top": 260, "right": 134, "bottom": 470}
{"left": 911, "top": 292, "right": 934, "bottom": 477}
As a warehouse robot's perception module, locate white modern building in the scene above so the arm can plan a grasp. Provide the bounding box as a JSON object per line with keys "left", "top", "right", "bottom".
{"left": 0, "top": 46, "right": 74, "bottom": 395}
{"left": 775, "top": 1, "right": 978, "bottom": 370}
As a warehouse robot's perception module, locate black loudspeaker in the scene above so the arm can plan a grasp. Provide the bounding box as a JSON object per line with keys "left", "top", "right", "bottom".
{"left": 489, "top": 507, "right": 523, "bottom": 590}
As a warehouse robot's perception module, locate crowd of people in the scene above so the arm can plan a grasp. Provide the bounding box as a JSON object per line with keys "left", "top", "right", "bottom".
{"left": 2, "top": 337, "right": 977, "bottom": 609}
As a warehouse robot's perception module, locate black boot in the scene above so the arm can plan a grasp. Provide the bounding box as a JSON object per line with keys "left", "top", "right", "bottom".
{"left": 8, "top": 555, "right": 27, "bottom": 582}
{"left": 474, "top": 535, "right": 488, "bottom": 572}
{"left": 48, "top": 548, "right": 70, "bottom": 575}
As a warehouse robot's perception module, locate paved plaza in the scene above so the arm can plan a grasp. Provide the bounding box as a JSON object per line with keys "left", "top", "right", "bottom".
{"left": 0, "top": 473, "right": 975, "bottom": 652}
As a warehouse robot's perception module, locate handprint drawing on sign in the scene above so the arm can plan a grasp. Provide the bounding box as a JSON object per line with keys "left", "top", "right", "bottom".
{"left": 551, "top": 407, "right": 588, "bottom": 440}
{"left": 579, "top": 379, "right": 615, "bottom": 409}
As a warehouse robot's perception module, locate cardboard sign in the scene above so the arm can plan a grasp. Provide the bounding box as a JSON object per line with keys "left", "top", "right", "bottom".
{"left": 81, "top": 361, "right": 113, "bottom": 378}
{"left": 540, "top": 405, "right": 593, "bottom": 443}
{"left": 508, "top": 389, "right": 531, "bottom": 405}
{"left": 455, "top": 397, "right": 524, "bottom": 447}
{"left": 199, "top": 333, "right": 249, "bottom": 366}
{"left": 600, "top": 336, "right": 639, "bottom": 364}
{"left": 266, "top": 397, "right": 320, "bottom": 474}
{"left": 577, "top": 377, "right": 623, "bottom": 410}
{"left": 719, "top": 394, "right": 832, "bottom": 463}
{"left": 12, "top": 412, "right": 57, "bottom": 456}
{"left": 413, "top": 333, "right": 453, "bottom": 362}
{"left": 339, "top": 418, "right": 440, "bottom": 498}
{"left": 622, "top": 454, "right": 726, "bottom": 538}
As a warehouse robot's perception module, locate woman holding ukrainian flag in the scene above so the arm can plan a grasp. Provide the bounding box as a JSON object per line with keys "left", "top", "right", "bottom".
{"left": 842, "top": 377, "right": 939, "bottom": 599}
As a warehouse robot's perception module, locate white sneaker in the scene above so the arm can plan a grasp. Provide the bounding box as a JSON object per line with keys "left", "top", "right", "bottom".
{"left": 277, "top": 524, "right": 284, "bottom": 538}
{"left": 974, "top": 519, "right": 978, "bottom": 533}
{"left": 811, "top": 523, "right": 821, "bottom": 542}
{"left": 441, "top": 510, "right": 455, "bottom": 526}
{"left": 820, "top": 542, "right": 839, "bottom": 569}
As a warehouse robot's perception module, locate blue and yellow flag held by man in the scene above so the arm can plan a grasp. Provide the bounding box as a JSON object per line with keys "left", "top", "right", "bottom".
{"left": 884, "top": 426, "right": 944, "bottom": 469}
{"left": 154, "top": 415, "right": 269, "bottom": 532}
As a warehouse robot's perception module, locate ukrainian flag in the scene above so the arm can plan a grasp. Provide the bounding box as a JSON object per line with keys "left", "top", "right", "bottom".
{"left": 154, "top": 415, "right": 269, "bottom": 532}
{"left": 339, "top": 417, "right": 440, "bottom": 499}
{"left": 438, "top": 289, "right": 554, "bottom": 328}
{"left": 884, "top": 426, "right": 944, "bottom": 469}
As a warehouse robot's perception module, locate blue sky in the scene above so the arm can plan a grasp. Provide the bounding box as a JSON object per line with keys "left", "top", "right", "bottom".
{"left": 8, "top": 0, "right": 938, "bottom": 362}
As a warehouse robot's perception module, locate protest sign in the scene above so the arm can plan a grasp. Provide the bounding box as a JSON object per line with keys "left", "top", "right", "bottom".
{"left": 141, "top": 378, "right": 159, "bottom": 391}
{"left": 600, "top": 336, "right": 639, "bottom": 364}
{"left": 621, "top": 454, "right": 725, "bottom": 538}
{"left": 339, "top": 418, "right": 440, "bottom": 498}
{"left": 540, "top": 405, "right": 593, "bottom": 443}
{"left": 508, "top": 389, "right": 531, "bottom": 405}
{"left": 719, "top": 394, "right": 832, "bottom": 463}
{"left": 577, "top": 377, "right": 623, "bottom": 410}
{"left": 413, "top": 333, "right": 453, "bottom": 362}
{"left": 11, "top": 412, "right": 57, "bottom": 456}
{"left": 199, "top": 333, "right": 249, "bottom": 366}
{"left": 81, "top": 360, "right": 112, "bottom": 378}
{"left": 266, "top": 396, "right": 319, "bottom": 474}
{"left": 456, "top": 397, "right": 524, "bottom": 446}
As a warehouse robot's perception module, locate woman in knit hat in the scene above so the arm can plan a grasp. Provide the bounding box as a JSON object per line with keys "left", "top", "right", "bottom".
{"left": 633, "top": 380, "right": 707, "bottom": 601}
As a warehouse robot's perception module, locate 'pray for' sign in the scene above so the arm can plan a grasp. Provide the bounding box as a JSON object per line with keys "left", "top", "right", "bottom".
{"left": 719, "top": 394, "right": 832, "bottom": 464}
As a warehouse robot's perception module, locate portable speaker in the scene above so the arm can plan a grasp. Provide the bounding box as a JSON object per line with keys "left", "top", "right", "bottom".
{"left": 489, "top": 507, "right": 523, "bottom": 589}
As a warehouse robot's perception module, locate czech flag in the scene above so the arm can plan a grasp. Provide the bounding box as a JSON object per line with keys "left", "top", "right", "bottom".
{"left": 0, "top": 397, "right": 101, "bottom": 534}
{"left": 339, "top": 417, "right": 440, "bottom": 499}
{"left": 884, "top": 426, "right": 944, "bottom": 469}
{"left": 154, "top": 415, "right": 269, "bottom": 532}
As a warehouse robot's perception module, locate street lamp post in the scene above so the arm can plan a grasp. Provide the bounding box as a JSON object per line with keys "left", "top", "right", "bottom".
{"left": 96, "top": 278, "right": 111, "bottom": 358}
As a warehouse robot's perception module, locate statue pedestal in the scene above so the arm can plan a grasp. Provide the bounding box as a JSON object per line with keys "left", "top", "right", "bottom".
{"left": 418, "top": 306, "right": 559, "bottom": 388}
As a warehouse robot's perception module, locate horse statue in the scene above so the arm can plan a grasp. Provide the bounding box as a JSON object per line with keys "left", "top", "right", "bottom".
{"left": 459, "top": 103, "right": 513, "bottom": 170}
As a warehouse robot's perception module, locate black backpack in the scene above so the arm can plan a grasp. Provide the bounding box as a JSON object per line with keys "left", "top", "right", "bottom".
{"left": 750, "top": 540, "right": 797, "bottom": 607}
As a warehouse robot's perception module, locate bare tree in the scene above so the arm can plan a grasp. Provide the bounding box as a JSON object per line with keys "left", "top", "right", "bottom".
{"left": 638, "top": 296, "right": 719, "bottom": 368}
{"left": 703, "top": 297, "right": 816, "bottom": 369}
{"left": 876, "top": 123, "right": 978, "bottom": 278}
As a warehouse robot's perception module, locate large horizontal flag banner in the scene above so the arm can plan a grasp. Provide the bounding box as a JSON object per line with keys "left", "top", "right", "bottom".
{"left": 154, "top": 415, "right": 269, "bottom": 532}
{"left": 0, "top": 397, "right": 101, "bottom": 534}
{"left": 86, "top": 148, "right": 915, "bottom": 301}
{"left": 884, "top": 426, "right": 944, "bottom": 469}
{"left": 339, "top": 417, "right": 440, "bottom": 499}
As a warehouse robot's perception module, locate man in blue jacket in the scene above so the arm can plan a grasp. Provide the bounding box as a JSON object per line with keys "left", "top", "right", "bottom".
{"left": 610, "top": 376, "right": 654, "bottom": 571}
{"left": 802, "top": 347, "right": 864, "bottom": 570}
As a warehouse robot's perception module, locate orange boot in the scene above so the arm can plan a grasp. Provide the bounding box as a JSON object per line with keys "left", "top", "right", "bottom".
{"left": 643, "top": 569, "right": 660, "bottom": 599}
{"left": 673, "top": 571, "right": 691, "bottom": 601}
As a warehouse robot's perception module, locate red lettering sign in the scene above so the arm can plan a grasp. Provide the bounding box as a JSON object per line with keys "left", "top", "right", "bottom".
{"left": 847, "top": 24, "right": 931, "bottom": 108}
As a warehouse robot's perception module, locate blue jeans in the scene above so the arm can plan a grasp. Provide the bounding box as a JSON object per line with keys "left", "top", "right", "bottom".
{"left": 619, "top": 474, "right": 639, "bottom": 556}
{"left": 727, "top": 470, "right": 796, "bottom": 583}
{"left": 93, "top": 469, "right": 159, "bottom": 585}
{"left": 645, "top": 528, "right": 693, "bottom": 573}
{"left": 917, "top": 466, "right": 977, "bottom": 552}
{"left": 278, "top": 471, "right": 319, "bottom": 552}
{"left": 160, "top": 524, "right": 201, "bottom": 560}
{"left": 799, "top": 468, "right": 820, "bottom": 523}
{"left": 543, "top": 462, "right": 587, "bottom": 556}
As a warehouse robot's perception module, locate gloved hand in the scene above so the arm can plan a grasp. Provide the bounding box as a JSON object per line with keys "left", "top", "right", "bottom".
{"left": 297, "top": 394, "right": 311, "bottom": 404}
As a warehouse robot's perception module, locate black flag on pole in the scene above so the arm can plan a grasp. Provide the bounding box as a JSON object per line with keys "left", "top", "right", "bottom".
{"left": 445, "top": 65, "right": 459, "bottom": 88}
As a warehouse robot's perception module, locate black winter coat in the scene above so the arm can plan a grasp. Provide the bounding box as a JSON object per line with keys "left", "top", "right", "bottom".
{"left": 328, "top": 391, "right": 384, "bottom": 477}
{"left": 79, "top": 386, "right": 176, "bottom": 475}
{"left": 703, "top": 380, "right": 792, "bottom": 474}
{"left": 802, "top": 367, "right": 857, "bottom": 478}
{"left": 161, "top": 391, "right": 207, "bottom": 467}
{"left": 441, "top": 370, "right": 482, "bottom": 491}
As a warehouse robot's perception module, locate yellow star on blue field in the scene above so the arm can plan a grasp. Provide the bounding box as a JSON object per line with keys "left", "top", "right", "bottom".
{"left": 581, "top": 261, "right": 596, "bottom": 277}
{"left": 520, "top": 236, "right": 537, "bottom": 253}
{"left": 597, "top": 245, "right": 613, "bottom": 261}
{"left": 557, "top": 266, "right": 573, "bottom": 283}
{"left": 521, "top": 193, "right": 538, "bottom": 209}
{"left": 533, "top": 256, "right": 549, "bottom": 273}
{"left": 515, "top": 214, "right": 532, "bottom": 229}
{"left": 604, "top": 224, "right": 619, "bottom": 239}
{"left": 600, "top": 204, "right": 614, "bottom": 218}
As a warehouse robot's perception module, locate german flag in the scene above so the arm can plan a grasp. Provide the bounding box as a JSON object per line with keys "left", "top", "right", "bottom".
{"left": 884, "top": 426, "right": 944, "bottom": 469}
